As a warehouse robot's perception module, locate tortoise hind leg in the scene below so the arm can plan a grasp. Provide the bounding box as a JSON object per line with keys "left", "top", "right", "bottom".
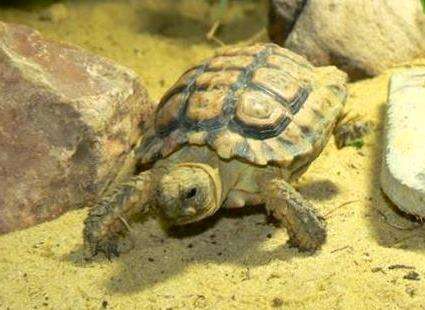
{"left": 264, "top": 179, "right": 326, "bottom": 251}
{"left": 333, "top": 112, "right": 373, "bottom": 149}
{"left": 83, "top": 170, "right": 157, "bottom": 259}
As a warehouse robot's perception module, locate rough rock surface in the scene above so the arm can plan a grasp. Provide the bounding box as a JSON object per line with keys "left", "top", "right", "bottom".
{"left": 381, "top": 68, "right": 425, "bottom": 218}
{"left": 0, "top": 22, "right": 153, "bottom": 234}
{"left": 269, "top": 0, "right": 425, "bottom": 79}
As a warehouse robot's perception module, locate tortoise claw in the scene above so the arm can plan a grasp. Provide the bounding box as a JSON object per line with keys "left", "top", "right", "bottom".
{"left": 100, "top": 242, "right": 120, "bottom": 261}
{"left": 84, "top": 239, "right": 121, "bottom": 261}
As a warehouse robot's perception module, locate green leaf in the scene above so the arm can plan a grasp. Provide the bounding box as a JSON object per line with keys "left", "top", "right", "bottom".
{"left": 346, "top": 139, "right": 365, "bottom": 149}
{"left": 421, "top": 0, "right": 425, "bottom": 13}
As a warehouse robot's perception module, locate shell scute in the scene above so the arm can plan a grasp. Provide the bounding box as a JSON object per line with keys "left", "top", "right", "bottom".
{"left": 235, "top": 90, "right": 289, "bottom": 130}
{"left": 155, "top": 92, "right": 185, "bottom": 134}
{"left": 251, "top": 67, "right": 305, "bottom": 107}
{"left": 208, "top": 55, "right": 253, "bottom": 70}
{"left": 186, "top": 87, "right": 227, "bottom": 122}
{"left": 270, "top": 48, "right": 314, "bottom": 69}
{"left": 212, "top": 130, "right": 244, "bottom": 159}
{"left": 171, "top": 67, "right": 201, "bottom": 89}
{"left": 195, "top": 70, "right": 240, "bottom": 88}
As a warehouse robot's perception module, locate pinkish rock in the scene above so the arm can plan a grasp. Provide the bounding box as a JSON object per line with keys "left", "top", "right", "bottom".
{"left": 0, "top": 22, "right": 154, "bottom": 234}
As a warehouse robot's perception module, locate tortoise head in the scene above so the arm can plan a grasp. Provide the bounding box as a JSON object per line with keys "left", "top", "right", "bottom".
{"left": 157, "top": 163, "right": 222, "bottom": 225}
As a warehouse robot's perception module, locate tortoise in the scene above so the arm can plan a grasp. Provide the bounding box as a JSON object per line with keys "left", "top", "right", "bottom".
{"left": 83, "top": 43, "right": 366, "bottom": 258}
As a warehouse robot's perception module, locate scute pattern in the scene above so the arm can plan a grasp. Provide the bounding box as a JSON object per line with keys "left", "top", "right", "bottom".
{"left": 138, "top": 43, "right": 347, "bottom": 167}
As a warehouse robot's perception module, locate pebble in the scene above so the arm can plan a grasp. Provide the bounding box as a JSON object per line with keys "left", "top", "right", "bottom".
{"left": 381, "top": 68, "right": 425, "bottom": 217}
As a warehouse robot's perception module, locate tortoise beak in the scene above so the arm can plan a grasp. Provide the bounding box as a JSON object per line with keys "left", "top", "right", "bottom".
{"left": 183, "top": 207, "right": 197, "bottom": 216}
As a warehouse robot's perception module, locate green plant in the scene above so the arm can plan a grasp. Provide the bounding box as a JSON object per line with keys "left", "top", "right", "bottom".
{"left": 217, "top": 0, "right": 228, "bottom": 20}
{"left": 421, "top": 0, "right": 425, "bottom": 13}
{"left": 346, "top": 139, "right": 365, "bottom": 149}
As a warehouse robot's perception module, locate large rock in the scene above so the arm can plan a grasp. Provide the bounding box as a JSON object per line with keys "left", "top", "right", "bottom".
{"left": 381, "top": 68, "right": 425, "bottom": 218}
{"left": 269, "top": 0, "right": 425, "bottom": 79}
{"left": 0, "top": 22, "right": 153, "bottom": 234}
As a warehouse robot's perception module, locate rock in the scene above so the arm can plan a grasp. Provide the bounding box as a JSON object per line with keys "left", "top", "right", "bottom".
{"left": 381, "top": 68, "right": 425, "bottom": 218}
{"left": 267, "top": 0, "right": 306, "bottom": 46}
{"left": 39, "top": 3, "right": 69, "bottom": 23}
{"left": 0, "top": 22, "right": 154, "bottom": 234}
{"left": 269, "top": 0, "right": 425, "bottom": 79}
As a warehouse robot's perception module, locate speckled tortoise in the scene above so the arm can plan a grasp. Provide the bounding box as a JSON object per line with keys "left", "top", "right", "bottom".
{"left": 83, "top": 43, "right": 366, "bottom": 258}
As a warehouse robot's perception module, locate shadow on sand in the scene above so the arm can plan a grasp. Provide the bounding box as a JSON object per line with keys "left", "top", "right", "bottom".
{"left": 64, "top": 177, "right": 338, "bottom": 294}
{"left": 365, "top": 102, "right": 425, "bottom": 251}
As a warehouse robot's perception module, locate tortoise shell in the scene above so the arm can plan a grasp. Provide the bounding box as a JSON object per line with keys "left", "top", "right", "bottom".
{"left": 137, "top": 44, "right": 347, "bottom": 169}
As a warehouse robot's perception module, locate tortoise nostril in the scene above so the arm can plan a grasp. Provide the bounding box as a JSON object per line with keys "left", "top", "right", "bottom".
{"left": 185, "top": 188, "right": 197, "bottom": 199}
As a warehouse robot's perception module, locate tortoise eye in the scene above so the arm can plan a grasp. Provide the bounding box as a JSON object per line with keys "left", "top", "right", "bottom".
{"left": 185, "top": 188, "right": 197, "bottom": 199}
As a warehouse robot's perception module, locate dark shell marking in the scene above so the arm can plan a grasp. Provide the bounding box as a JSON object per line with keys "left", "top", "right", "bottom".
{"left": 137, "top": 44, "right": 347, "bottom": 168}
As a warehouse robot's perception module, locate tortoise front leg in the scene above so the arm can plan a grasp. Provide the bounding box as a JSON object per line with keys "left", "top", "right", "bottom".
{"left": 83, "top": 170, "right": 157, "bottom": 259}
{"left": 264, "top": 179, "right": 326, "bottom": 251}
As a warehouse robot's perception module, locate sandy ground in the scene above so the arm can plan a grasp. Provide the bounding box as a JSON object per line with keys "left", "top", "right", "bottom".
{"left": 1, "top": 1, "right": 425, "bottom": 309}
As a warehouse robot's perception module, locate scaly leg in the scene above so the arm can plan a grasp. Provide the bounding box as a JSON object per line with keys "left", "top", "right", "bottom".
{"left": 83, "top": 170, "right": 157, "bottom": 259}
{"left": 264, "top": 179, "right": 326, "bottom": 252}
{"left": 334, "top": 112, "right": 373, "bottom": 149}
